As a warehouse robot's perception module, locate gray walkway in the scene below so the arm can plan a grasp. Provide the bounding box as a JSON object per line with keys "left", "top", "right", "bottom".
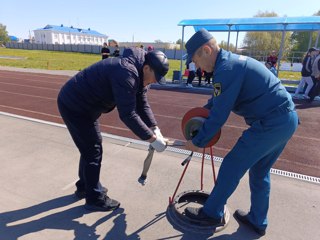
{"left": 0, "top": 113, "right": 319, "bottom": 240}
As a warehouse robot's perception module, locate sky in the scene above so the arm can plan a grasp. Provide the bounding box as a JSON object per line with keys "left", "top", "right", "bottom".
{"left": 1, "top": 0, "right": 319, "bottom": 46}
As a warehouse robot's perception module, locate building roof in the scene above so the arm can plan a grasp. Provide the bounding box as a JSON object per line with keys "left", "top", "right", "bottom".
{"left": 34, "top": 24, "right": 107, "bottom": 36}
{"left": 9, "top": 35, "right": 19, "bottom": 41}
{"left": 178, "top": 16, "right": 320, "bottom": 32}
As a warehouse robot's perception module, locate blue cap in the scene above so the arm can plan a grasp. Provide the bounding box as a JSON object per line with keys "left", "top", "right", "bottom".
{"left": 185, "top": 29, "right": 213, "bottom": 64}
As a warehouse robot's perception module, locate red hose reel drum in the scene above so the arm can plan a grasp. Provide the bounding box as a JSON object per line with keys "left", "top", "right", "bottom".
{"left": 181, "top": 107, "right": 221, "bottom": 147}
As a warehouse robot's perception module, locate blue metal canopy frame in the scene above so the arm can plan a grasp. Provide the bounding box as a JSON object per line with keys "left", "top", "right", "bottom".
{"left": 177, "top": 16, "right": 320, "bottom": 80}
{"left": 179, "top": 17, "right": 320, "bottom": 32}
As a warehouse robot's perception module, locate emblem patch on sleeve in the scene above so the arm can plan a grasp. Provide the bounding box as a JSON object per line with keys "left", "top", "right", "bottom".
{"left": 213, "top": 83, "right": 222, "bottom": 97}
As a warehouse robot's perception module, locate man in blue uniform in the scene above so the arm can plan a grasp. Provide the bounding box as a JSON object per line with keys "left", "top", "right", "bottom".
{"left": 57, "top": 47, "right": 169, "bottom": 211}
{"left": 184, "top": 29, "right": 298, "bottom": 236}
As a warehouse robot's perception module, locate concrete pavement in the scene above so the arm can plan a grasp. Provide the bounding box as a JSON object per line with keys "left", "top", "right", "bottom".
{"left": 0, "top": 112, "right": 319, "bottom": 240}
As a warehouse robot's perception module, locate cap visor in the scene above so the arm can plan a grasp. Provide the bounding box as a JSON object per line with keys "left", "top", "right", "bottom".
{"left": 155, "top": 73, "right": 166, "bottom": 85}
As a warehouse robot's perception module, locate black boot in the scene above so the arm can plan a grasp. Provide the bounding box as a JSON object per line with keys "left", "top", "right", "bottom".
{"left": 84, "top": 192, "right": 120, "bottom": 211}
{"left": 184, "top": 207, "right": 223, "bottom": 226}
{"left": 233, "top": 209, "right": 266, "bottom": 236}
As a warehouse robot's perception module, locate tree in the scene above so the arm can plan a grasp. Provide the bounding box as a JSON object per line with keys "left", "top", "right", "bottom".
{"left": 0, "top": 23, "right": 10, "bottom": 45}
{"left": 219, "top": 40, "right": 236, "bottom": 52}
{"left": 290, "top": 10, "right": 320, "bottom": 60}
{"left": 242, "top": 11, "right": 291, "bottom": 61}
{"left": 176, "top": 39, "right": 186, "bottom": 49}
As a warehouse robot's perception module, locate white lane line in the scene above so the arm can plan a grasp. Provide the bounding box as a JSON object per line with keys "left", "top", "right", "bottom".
{"left": 0, "top": 75, "right": 66, "bottom": 85}
{"left": 0, "top": 105, "right": 61, "bottom": 118}
{"left": 0, "top": 90, "right": 56, "bottom": 100}
{"left": 0, "top": 107, "right": 130, "bottom": 132}
{"left": 0, "top": 81, "right": 60, "bottom": 91}
{"left": 0, "top": 110, "right": 65, "bottom": 127}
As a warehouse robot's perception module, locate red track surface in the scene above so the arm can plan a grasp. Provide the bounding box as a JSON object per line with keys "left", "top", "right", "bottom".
{"left": 0, "top": 70, "right": 319, "bottom": 177}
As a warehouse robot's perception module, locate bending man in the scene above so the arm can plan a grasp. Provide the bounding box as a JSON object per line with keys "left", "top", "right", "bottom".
{"left": 57, "top": 48, "right": 169, "bottom": 211}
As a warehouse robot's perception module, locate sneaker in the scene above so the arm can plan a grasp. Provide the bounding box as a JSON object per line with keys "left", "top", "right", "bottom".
{"left": 74, "top": 183, "right": 108, "bottom": 200}
{"left": 184, "top": 207, "right": 223, "bottom": 226}
{"left": 186, "top": 84, "right": 193, "bottom": 88}
{"left": 84, "top": 194, "right": 120, "bottom": 211}
{"left": 233, "top": 209, "right": 266, "bottom": 236}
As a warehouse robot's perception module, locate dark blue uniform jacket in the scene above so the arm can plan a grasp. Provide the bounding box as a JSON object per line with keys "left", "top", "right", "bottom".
{"left": 58, "top": 47, "right": 157, "bottom": 140}
{"left": 301, "top": 55, "right": 312, "bottom": 77}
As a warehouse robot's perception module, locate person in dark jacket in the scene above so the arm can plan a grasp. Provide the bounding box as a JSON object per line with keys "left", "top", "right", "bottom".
{"left": 101, "top": 42, "right": 110, "bottom": 59}
{"left": 183, "top": 29, "right": 298, "bottom": 236}
{"left": 113, "top": 44, "right": 120, "bottom": 57}
{"left": 308, "top": 48, "right": 320, "bottom": 102}
{"left": 293, "top": 48, "right": 318, "bottom": 99}
{"left": 57, "top": 47, "right": 169, "bottom": 211}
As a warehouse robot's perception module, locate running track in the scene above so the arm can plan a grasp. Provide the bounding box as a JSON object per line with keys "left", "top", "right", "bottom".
{"left": 0, "top": 70, "right": 319, "bottom": 178}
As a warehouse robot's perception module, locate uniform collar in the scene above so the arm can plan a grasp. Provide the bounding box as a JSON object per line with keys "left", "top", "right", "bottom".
{"left": 214, "top": 48, "right": 223, "bottom": 72}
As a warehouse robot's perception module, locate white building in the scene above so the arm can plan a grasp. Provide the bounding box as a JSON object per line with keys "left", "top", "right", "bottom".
{"left": 119, "top": 41, "right": 180, "bottom": 49}
{"left": 33, "top": 24, "right": 108, "bottom": 45}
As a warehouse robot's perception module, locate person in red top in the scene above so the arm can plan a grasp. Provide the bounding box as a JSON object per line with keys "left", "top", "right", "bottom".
{"left": 266, "top": 50, "right": 278, "bottom": 68}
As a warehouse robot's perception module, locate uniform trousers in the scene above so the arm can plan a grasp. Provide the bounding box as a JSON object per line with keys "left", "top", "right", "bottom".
{"left": 57, "top": 97, "right": 103, "bottom": 200}
{"left": 203, "top": 109, "right": 298, "bottom": 230}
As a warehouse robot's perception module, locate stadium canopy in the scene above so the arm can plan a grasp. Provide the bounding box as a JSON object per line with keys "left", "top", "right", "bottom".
{"left": 178, "top": 16, "right": 320, "bottom": 32}
{"left": 177, "top": 16, "right": 320, "bottom": 79}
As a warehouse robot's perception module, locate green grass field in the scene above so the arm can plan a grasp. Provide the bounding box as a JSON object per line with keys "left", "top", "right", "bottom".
{"left": 0, "top": 48, "right": 301, "bottom": 81}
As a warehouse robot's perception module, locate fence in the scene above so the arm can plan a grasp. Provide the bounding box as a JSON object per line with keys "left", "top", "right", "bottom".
{"left": 5, "top": 42, "right": 186, "bottom": 60}
{"left": 4, "top": 42, "right": 304, "bottom": 71}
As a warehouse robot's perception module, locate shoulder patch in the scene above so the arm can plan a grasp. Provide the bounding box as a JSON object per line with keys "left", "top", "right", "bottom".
{"left": 213, "top": 83, "right": 222, "bottom": 97}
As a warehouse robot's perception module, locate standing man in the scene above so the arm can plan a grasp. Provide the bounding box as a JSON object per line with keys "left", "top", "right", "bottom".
{"left": 186, "top": 61, "right": 196, "bottom": 88}
{"left": 101, "top": 42, "right": 110, "bottom": 59}
{"left": 184, "top": 29, "right": 298, "bottom": 236}
{"left": 294, "top": 48, "right": 319, "bottom": 99}
{"left": 57, "top": 48, "right": 169, "bottom": 211}
{"left": 267, "top": 50, "right": 278, "bottom": 68}
{"left": 309, "top": 48, "right": 320, "bottom": 102}
{"left": 113, "top": 44, "right": 120, "bottom": 57}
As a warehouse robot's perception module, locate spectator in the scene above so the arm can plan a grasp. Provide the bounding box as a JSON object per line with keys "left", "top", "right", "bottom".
{"left": 204, "top": 71, "right": 213, "bottom": 86}
{"left": 196, "top": 68, "right": 203, "bottom": 86}
{"left": 147, "top": 45, "right": 154, "bottom": 52}
{"left": 293, "top": 48, "right": 318, "bottom": 99}
{"left": 186, "top": 61, "right": 196, "bottom": 88}
{"left": 308, "top": 48, "right": 320, "bottom": 102}
{"left": 101, "top": 42, "right": 110, "bottom": 60}
{"left": 113, "top": 44, "right": 120, "bottom": 57}
{"left": 266, "top": 50, "right": 278, "bottom": 68}
{"left": 265, "top": 62, "right": 277, "bottom": 76}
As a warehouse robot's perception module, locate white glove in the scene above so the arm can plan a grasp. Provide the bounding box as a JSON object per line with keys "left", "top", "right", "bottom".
{"left": 153, "top": 126, "right": 168, "bottom": 142}
{"left": 150, "top": 136, "right": 167, "bottom": 152}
